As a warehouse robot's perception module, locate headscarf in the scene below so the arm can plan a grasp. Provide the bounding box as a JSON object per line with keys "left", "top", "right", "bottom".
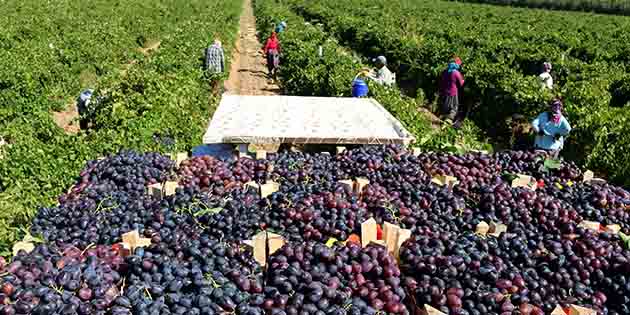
{"left": 373, "top": 55, "right": 387, "bottom": 66}
{"left": 543, "top": 62, "right": 552, "bottom": 72}
{"left": 213, "top": 39, "right": 222, "bottom": 48}
{"left": 447, "top": 62, "right": 460, "bottom": 73}
{"left": 550, "top": 99, "right": 563, "bottom": 124}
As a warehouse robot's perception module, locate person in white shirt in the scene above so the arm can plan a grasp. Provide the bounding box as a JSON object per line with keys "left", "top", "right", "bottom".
{"left": 362, "top": 56, "right": 395, "bottom": 87}
{"left": 539, "top": 62, "right": 553, "bottom": 90}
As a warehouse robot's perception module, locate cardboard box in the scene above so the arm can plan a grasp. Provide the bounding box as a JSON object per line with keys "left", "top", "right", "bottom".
{"left": 431, "top": 175, "right": 459, "bottom": 189}
{"left": 121, "top": 230, "right": 152, "bottom": 254}
{"left": 173, "top": 152, "right": 188, "bottom": 167}
{"left": 12, "top": 241, "right": 35, "bottom": 256}
{"left": 550, "top": 306, "right": 566, "bottom": 315}
{"left": 511, "top": 174, "right": 537, "bottom": 191}
{"left": 489, "top": 222, "right": 507, "bottom": 237}
{"left": 260, "top": 182, "right": 280, "bottom": 198}
{"left": 245, "top": 181, "right": 260, "bottom": 191}
{"left": 163, "top": 181, "right": 178, "bottom": 196}
{"left": 336, "top": 146, "right": 346, "bottom": 154}
{"left": 338, "top": 180, "right": 354, "bottom": 191}
{"left": 252, "top": 231, "right": 267, "bottom": 267}
{"left": 578, "top": 220, "right": 601, "bottom": 232}
{"left": 583, "top": 170, "right": 594, "bottom": 182}
{"left": 395, "top": 229, "right": 412, "bottom": 259}
{"left": 361, "top": 218, "right": 378, "bottom": 247}
{"left": 583, "top": 170, "right": 606, "bottom": 184}
{"left": 148, "top": 181, "right": 179, "bottom": 198}
{"left": 267, "top": 232, "right": 285, "bottom": 257}
{"left": 605, "top": 224, "right": 621, "bottom": 234}
{"left": 476, "top": 221, "right": 490, "bottom": 235}
{"left": 355, "top": 177, "right": 370, "bottom": 195}
{"left": 248, "top": 231, "right": 286, "bottom": 267}
{"left": 245, "top": 181, "right": 279, "bottom": 198}
{"left": 383, "top": 222, "right": 400, "bottom": 254}
{"left": 256, "top": 150, "right": 267, "bottom": 160}
{"left": 412, "top": 147, "right": 421, "bottom": 156}
{"left": 419, "top": 305, "right": 447, "bottom": 315}
{"left": 569, "top": 305, "right": 597, "bottom": 315}
{"left": 148, "top": 183, "right": 163, "bottom": 198}
{"left": 370, "top": 240, "right": 387, "bottom": 247}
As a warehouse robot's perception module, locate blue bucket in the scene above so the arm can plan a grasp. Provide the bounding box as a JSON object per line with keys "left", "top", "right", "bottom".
{"left": 352, "top": 77, "right": 368, "bottom": 97}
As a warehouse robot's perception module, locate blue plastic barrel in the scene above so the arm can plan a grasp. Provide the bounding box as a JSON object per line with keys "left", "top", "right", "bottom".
{"left": 352, "top": 77, "right": 368, "bottom": 97}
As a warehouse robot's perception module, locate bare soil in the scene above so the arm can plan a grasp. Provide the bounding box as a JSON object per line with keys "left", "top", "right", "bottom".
{"left": 51, "top": 102, "right": 80, "bottom": 135}
{"left": 224, "top": 0, "right": 281, "bottom": 95}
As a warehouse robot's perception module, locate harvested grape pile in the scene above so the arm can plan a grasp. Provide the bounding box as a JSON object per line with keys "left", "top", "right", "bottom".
{"left": 5, "top": 146, "right": 630, "bottom": 315}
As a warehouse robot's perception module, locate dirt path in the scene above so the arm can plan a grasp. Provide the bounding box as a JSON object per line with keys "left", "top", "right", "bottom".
{"left": 224, "top": 0, "right": 281, "bottom": 95}
{"left": 51, "top": 102, "right": 80, "bottom": 134}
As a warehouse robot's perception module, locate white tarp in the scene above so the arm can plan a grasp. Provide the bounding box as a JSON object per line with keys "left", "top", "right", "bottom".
{"left": 203, "top": 95, "right": 415, "bottom": 145}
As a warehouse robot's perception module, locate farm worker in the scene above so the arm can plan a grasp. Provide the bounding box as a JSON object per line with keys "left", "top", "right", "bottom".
{"left": 205, "top": 39, "right": 225, "bottom": 93}
{"left": 531, "top": 99, "right": 571, "bottom": 158}
{"left": 539, "top": 62, "right": 553, "bottom": 89}
{"left": 275, "top": 21, "right": 287, "bottom": 34}
{"left": 361, "top": 56, "right": 395, "bottom": 86}
{"left": 438, "top": 57, "right": 464, "bottom": 121}
{"left": 263, "top": 32, "right": 281, "bottom": 77}
{"left": 77, "top": 89, "right": 94, "bottom": 130}
{"left": 205, "top": 39, "right": 225, "bottom": 74}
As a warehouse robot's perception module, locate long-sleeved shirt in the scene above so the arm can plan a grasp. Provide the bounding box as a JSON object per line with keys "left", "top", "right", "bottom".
{"left": 77, "top": 89, "right": 94, "bottom": 115}
{"left": 264, "top": 37, "right": 280, "bottom": 53}
{"left": 531, "top": 112, "right": 571, "bottom": 151}
{"left": 440, "top": 70, "right": 464, "bottom": 96}
{"left": 275, "top": 23, "right": 286, "bottom": 34}
{"left": 205, "top": 44, "right": 225, "bottom": 73}
{"left": 539, "top": 72, "right": 553, "bottom": 89}
{"left": 368, "top": 66, "right": 395, "bottom": 86}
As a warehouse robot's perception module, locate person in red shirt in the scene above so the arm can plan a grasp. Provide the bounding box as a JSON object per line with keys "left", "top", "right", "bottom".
{"left": 263, "top": 32, "right": 281, "bottom": 78}
{"left": 438, "top": 57, "right": 465, "bottom": 121}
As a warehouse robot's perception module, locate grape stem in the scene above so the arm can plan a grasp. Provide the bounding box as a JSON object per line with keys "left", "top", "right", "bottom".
{"left": 80, "top": 243, "right": 96, "bottom": 256}
{"left": 143, "top": 287, "right": 153, "bottom": 300}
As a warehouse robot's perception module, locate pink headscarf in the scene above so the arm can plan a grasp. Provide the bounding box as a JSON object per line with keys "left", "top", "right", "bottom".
{"left": 550, "top": 99, "right": 562, "bottom": 124}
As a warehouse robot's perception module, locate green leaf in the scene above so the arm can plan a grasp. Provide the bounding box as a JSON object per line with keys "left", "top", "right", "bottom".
{"left": 620, "top": 232, "right": 630, "bottom": 249}
{"left": 194, "top": 207, "right": 223, "bottom": 217}
{"left": 543, "top": 158, "right": 562, "bottom": 170}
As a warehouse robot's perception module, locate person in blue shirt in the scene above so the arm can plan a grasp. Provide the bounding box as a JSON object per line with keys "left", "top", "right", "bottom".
{"left": 275, "top": 21, "right": 287, "bottom": 34}
{"left": 531, "top": 99, "right": 571, "bottom": 158}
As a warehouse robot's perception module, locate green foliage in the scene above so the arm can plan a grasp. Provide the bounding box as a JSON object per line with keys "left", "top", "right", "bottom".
{"left": 447, "top": 0, "right": 630, "bottom": 16}
{"left": 280, "top": 0, "right": 630, "bottom": 187}
{"left": 0, "top": 0, "right": 241, "bottom": 254}
{"left": 254, "top": 0, "right": 489, "bottom": 152}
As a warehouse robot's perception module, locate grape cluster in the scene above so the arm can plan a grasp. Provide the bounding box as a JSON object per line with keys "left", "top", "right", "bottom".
{"left": 264, "top": 242, "right": 408, "bottom": 315}
{"left": 400, "top": 228, "right": 630, "bottom": 315}
{"left": 545, "top": 181, "right": 630, "bottom": 234}
{"left": 178, "top": 156, "right": 270, "bottom": 191}
{"left": 474, "top": 182, "right": 581, "bottom": 235}
{"left": 18, "top": 145, "right": 630, "bottom": 315}
{"left": 495, "top": 150, "right": 582, "bottom": 182}
{"left": 263, "top": 182, "right": 369, "bottom": 242}
{"left": 363, "top": 182, "right": 473, "bottom": 235}
{"left": 166, "top": 185, "right": 266, "bottom": 242}
{"left": 0, "top": 244, "right": 125, "bottom": 315}
{"left": 60, "top": 150, "right": 174, "bottom": 204}
{"left": 123, "top": 236, "right": 264, "bottom": 315}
